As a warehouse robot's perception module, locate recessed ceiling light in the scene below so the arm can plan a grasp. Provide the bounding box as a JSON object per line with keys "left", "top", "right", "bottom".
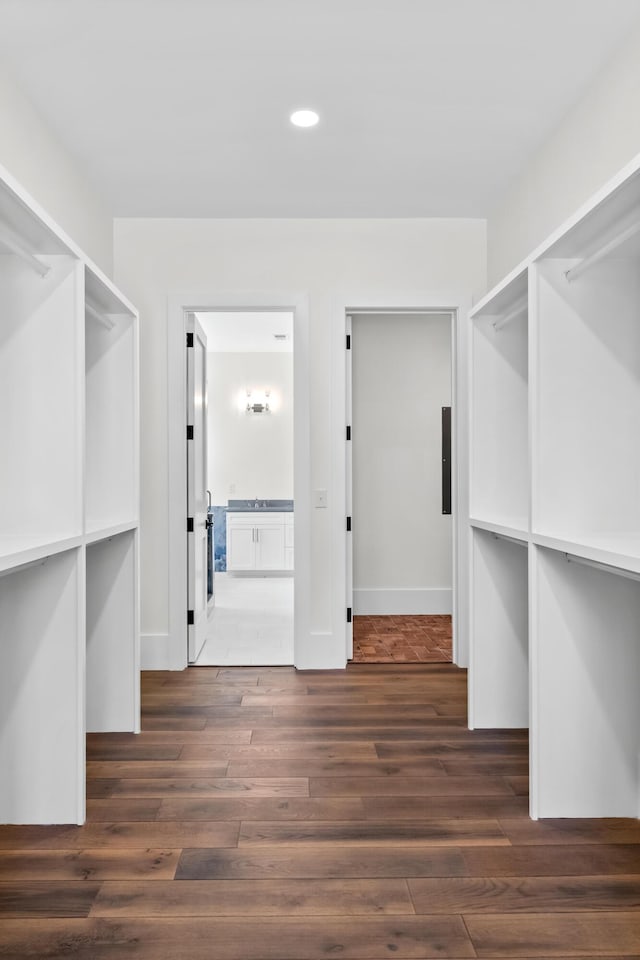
{"left": 290, "top": 109, "right": 319, "bottom": 128}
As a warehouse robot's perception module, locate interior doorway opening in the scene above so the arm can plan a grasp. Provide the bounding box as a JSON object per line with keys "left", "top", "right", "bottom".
{"left": 347, "top": 310, "right": 454, "bottom": 664}
{"left": 188, "top": 310, "right": 295, "bottom": 667}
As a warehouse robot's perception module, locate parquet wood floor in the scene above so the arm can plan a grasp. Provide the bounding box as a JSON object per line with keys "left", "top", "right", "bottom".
{"left": 353, "top": 616, "right": 452, "bottom": 663}
{"left": 0, "top": 663, "right": 639, "bottom": 958}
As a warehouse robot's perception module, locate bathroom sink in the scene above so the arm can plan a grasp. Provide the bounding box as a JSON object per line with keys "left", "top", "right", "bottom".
{"left": 227, "top": 499, "right": 294, "bottom": 512}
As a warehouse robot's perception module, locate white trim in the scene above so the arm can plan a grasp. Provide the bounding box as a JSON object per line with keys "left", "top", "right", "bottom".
{"left": 332, "top": 290, "right": 471, "bottom": 670}
{"left": 140, "top": 633, "right": 181, "bottom": 671}
{"left": 168, "top": 290, "right": 310, "bottom": 671}
{"left": 353, "top": 588, "right": 452, "bottom": 616}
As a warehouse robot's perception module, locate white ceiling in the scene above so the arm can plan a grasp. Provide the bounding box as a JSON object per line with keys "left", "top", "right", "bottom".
{"left": 1, "top": 0, "right": 640, "bottom": 217}
{"left": 196, "top": 311, "right": 294, "bottom": 352}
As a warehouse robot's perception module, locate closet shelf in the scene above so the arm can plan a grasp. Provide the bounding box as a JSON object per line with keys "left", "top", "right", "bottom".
{"left": 85, "top": 520, "right": 139, "bottom": 545}
{"left": 469, "top": 517, "right": 529, "bottom": 543}
{"left": 0, "top": 534, "right": 83, "bottom": 576}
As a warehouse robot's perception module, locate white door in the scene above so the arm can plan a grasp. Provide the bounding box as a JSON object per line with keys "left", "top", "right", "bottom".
{"left": 345, "top": 313, "right": 353, "bottom": 659}
{"left": 187, "top": 314, "right": 211, "bottom": 663}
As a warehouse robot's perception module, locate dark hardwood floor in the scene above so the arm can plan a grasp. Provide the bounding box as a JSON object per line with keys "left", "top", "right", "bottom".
{"left": 1, "top": 663, "right": 639, "bottom": 958}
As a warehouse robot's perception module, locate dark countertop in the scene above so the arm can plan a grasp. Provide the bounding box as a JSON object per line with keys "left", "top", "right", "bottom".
{"left": 226, "top": 499, "right": 294, "bottom": 512}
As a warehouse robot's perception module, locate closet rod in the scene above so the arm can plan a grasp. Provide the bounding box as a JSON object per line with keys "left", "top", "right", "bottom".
{"left": 564, "top": 552, "right": 640, "bottom": 583}
{"left": 85, "top": 300, "right": 117, "bottom": 330}
{"left": 492, "top": 295, "right": 527, "bottom": 331}
{"left": 564, "top": 218, "right": 640, "bottom": 283}
{"left": 0, "top": 224, "right": 50, "bottom": 278}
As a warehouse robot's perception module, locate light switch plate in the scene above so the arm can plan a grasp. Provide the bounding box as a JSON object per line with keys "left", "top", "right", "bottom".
{"left": 314, "top": 489, "right": 328, "bottom": 508}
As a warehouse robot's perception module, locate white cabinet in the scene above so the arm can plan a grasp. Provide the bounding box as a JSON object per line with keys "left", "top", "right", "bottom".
{"left": 226, "top": 512, "right": 293, "bottom": 571}
{"left": 468, "top": 155, "right": 640, "bottom": 819}
{"left": 0, "top": 162, "right": 139, "bottom": 824}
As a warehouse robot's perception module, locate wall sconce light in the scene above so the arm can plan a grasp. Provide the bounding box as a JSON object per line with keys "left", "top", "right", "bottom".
{"left": 246, "top": 389, "right": 271, "bottom": 414}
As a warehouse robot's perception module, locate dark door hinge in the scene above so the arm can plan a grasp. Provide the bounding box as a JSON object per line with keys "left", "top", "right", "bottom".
{"left": 187, "top": 609, "right": 195, "bottom": 626}
{"left": 346, "top": 425, "right": 351, "bottom": 441}
{"left": 346, "top": 516, "right": 352, "bottom": 532}
{"left": 186, "top": 332, "right": 194, "bottom": 347}
{"left": 347, "top": 607, "right": 352, "bottom": 623}
{"left": 186, "top": 425, "right": 194, "bottom": 440}
{"left": 346, "top": 333, "right": 351, "bottom": 349}
{"left": 187, "top": 517, "right": 194, "bottom": 533}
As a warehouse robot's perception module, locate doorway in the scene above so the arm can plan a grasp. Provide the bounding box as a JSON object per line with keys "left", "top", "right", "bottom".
{"left": 348, "top": 311, "right": 454, "bottom": 664}
{"left": 189, "top": 310, "right": 295, "bottom": 666}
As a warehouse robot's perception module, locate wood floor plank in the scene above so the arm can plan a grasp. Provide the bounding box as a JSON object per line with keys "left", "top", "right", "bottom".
{"left": 0, "top": 882, "right": 101, "bottom": 918}
{"left": 499, "top": 818, "right": 640, "bottom": 846}
{"left": 175, "top": 846, "right": 469, "bottom": 879}
{"left": 375, "top": 738, "right": 529, "bottom": 759}
{"left": 86, "top": 761, "right": 230, "bottom": 779}
{"left": 464, "top": 911, "right": 640, "bottom": 957}
{"left": 156, "top": 797, "right": 366, "bottom": 821}
{"left": 441, "top": 759, "right": 530, "bottom": 776}
{"left": 85, "top": 743, "right": 183, "bottom": 761}
{"left": 110, "top": 778, "right": 309, "bottom": 798}
{"left": 0, "top": 915, "right": 475, "bottom": 959}
{"left": 309, "top": 775, "right": 515, "bottom": 796}
{"left": 90, "top": 877, "right": 414, "bottom": 916}
{"left": 0, "top": 850, "right": 180, "bottom": 881}
{"left": 179, "top": 741, "right": 379, "bottom": 760}
{"left": 85, "top": 800, "right": 162, "bottom": 822}
{"left": 408, "top": 876, "right": 640, "bottom": 913}
{"left": 363, "top": 796, "right": 530, "bottom": 819}
{"left": 251, "top": 724, "right": 479, "bottom": 741}
{"left": 0, "top": 822, "right": 238, "bottom": 849}
{"left": 462, "top": 844, "right": 640, "bottom": 877}
{"left": 90, "top": 730, "right": 254, "bottom": 745}
{"left": 226, "top": 758, "right": 446, "bottom": 778}
{"left": 238, "top": 819, "right": 508, "bottom": 847}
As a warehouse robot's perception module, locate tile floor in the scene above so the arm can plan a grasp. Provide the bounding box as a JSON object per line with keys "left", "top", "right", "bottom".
{"left": 352, "top": 614, "right": 452, "bottom": 663}
{"left": 195, "top": 573, "right": 294, "bottom": 666}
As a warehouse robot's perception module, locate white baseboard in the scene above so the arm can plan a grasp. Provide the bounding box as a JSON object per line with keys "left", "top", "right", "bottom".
{"left": 140, "top": 633, "right": 187, "bottom": 671}
{"left": 295, "top": 631, "right": 346, "bottom": 670}
{"left": 353, "top": 588, "right": 452, "bottom": 616}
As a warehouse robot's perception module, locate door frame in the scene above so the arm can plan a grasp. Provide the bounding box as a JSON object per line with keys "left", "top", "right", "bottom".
{"left": 331, "top": 290, "right": 471, "bottom": 668}
{"left": 168, "top": 290, "right": 310, "bottom": 670}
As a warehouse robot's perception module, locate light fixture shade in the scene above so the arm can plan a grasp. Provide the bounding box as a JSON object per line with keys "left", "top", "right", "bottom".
{"left": 245, "top": 388, "right": 271, "bottom": 413}
{"left": 290, "top": 109, "right": 319, "bottom": 128}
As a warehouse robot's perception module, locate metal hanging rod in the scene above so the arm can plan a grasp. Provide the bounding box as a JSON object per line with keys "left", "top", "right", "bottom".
{"left": 564, "top": 552, "right": 640, "bottom": 583}
{"left": 85, "top": 300, "right": 120, "bottom": 330}
{"left": 0, "top": 223, "right": 51, "bottom": 278}
{"left": 492, "top": 295, "right": 528, "bottom": 331}
{"left": 564, "top": 217, "right": 640, "bottom": 283}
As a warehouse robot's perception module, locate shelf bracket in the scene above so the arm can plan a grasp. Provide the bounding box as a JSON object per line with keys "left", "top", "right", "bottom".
{"left": 0, "top": 223, "right": 51, "bottom": 278}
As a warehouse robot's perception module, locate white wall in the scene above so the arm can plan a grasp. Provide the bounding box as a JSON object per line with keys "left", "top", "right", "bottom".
{"left": 0, "top": 62, "right": 113, "bottom": 274}
{"left": 208, "top": 351, "right": 293, "bottom": 502}
{"left": 488, "top": 24, "right": 640, "bottom": 286}
{"left": 112, "top": 217, "right": 486, "bottom": 660}
{"left": 352, "top": 313, "right": 451, "bottom": 614}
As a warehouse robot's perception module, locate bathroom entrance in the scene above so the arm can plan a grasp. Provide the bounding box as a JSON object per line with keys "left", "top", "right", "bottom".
{"left": 189, "top": 310, "right": 295, "bottom": 666}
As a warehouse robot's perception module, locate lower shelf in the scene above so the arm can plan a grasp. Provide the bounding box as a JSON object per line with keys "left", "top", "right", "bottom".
{"left": 532, "top": 545, "right": 640, "bottom": 818}
{"left": 0, "top": 548, "right": 84, "bottom": 824}
{"left": 86, "top": 530, "right": 140, "bottom": 734}
{"left": 469, "top": 528, "right": 528, "bottom": 730}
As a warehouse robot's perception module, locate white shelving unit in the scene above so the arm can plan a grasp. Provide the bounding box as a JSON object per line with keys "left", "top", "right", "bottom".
{"left": 469, "top": 528, "right": 528, "bottom": 730}
{"left": 0, "top": 163, "right": 139, "bottom": 824}
{"left": 532, "top": 547, "right": 640, "bottom": 818}
{"left": 470, "top": 268, "right": 529, "bottom": 534}
{"left": 469, "top": 153, "right": 640, "bottom": 819}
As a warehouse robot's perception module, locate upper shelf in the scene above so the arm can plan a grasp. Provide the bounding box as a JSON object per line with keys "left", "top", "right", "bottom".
{"left": 470, "top": 266, "right": 528, "bottom": 320}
